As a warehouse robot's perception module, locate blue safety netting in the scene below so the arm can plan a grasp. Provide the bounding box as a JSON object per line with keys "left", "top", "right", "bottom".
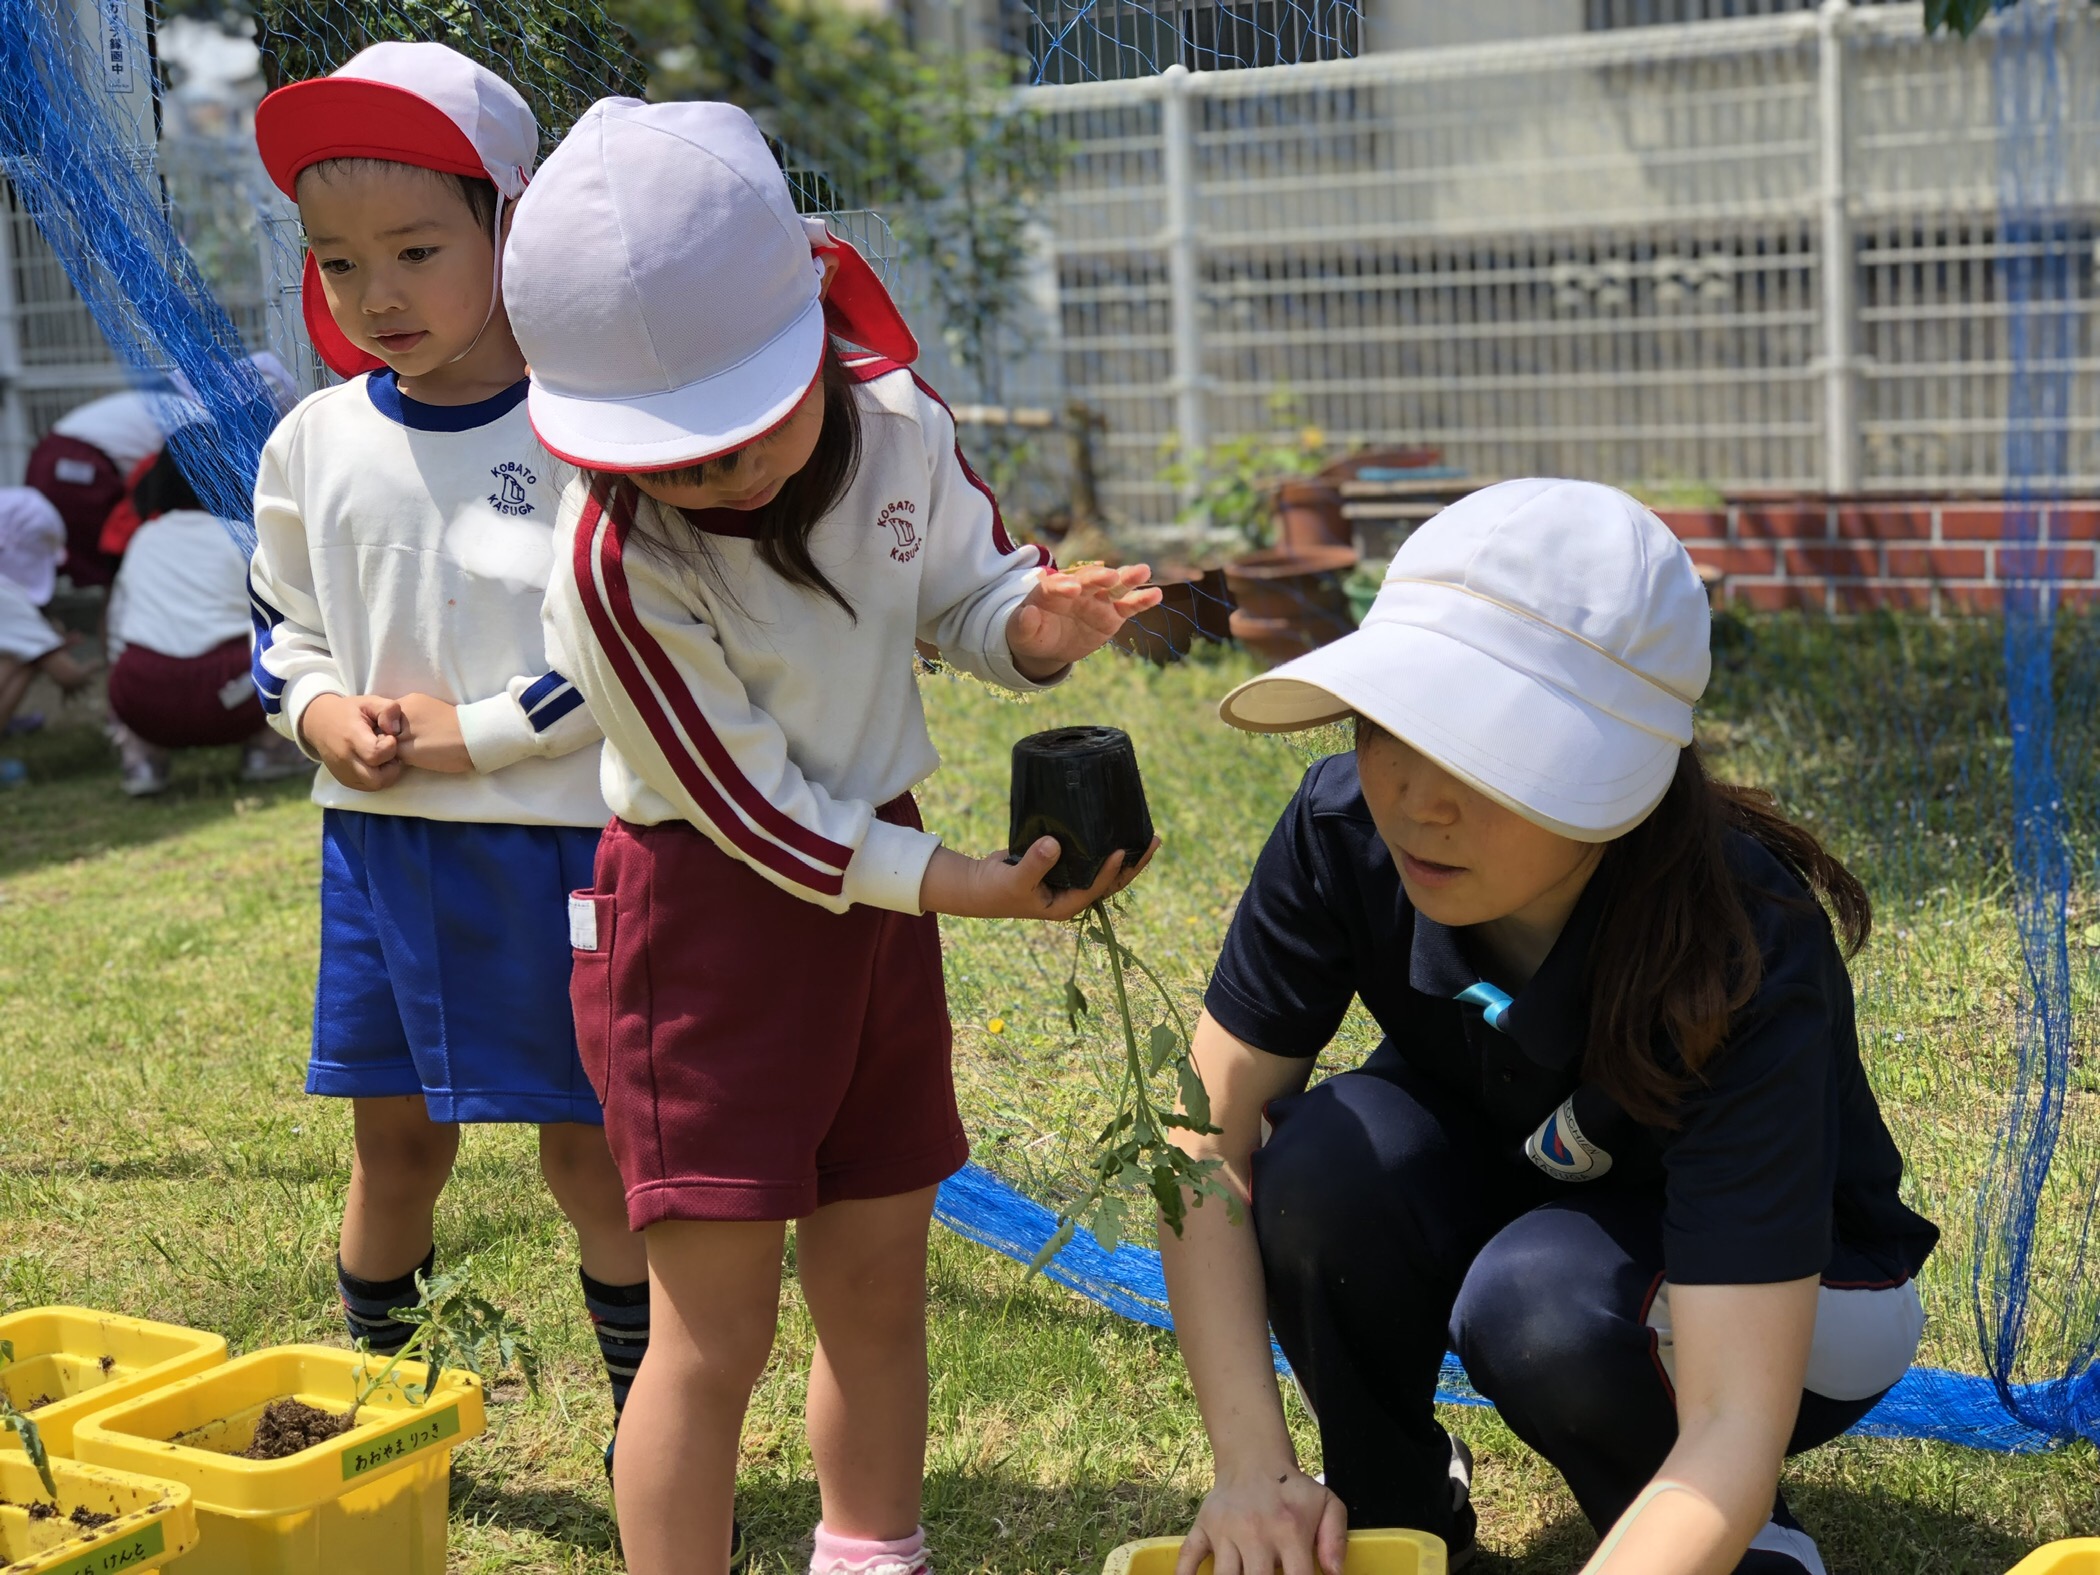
{"left": 1969, "top": 0, "right": 2100, "bottom": 1448}
{"left": 2, "top": 0, "right": 2092, "bottom": 1461}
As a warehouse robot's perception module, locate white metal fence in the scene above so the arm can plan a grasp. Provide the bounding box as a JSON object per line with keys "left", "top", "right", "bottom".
{"left": 1027, "top": 1, "right": 2100, "bottom": 528}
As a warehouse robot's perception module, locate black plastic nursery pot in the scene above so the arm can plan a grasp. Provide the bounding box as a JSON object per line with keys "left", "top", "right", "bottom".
{"left": 1009, "top": 726, "right": 1154, "bottom": 892}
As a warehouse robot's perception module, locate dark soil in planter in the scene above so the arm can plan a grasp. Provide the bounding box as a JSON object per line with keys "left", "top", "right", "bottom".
{"left": 1009, "top": 726, "right": 1153, "bottom": 892}
{"left": 26, "top": 1501, "right": 56, "bottom": 1522}
{"left": 68, "top": 1506, "right": 114, "bottom": 1530}
{"left": 24, "top": 1394, "right": 55, "bottom": 1410}
{"left": 241, "top": 1398, "right": 355, "bottom": 1459}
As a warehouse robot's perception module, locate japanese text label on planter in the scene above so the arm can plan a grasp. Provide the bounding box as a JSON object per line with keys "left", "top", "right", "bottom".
{"left": 340, "top": 1408, "right": 459, "bottom": 1480}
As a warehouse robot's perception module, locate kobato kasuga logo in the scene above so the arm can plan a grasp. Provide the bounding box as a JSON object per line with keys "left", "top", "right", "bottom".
{"left": 879, "top": 498, "right": 920, "bottom": 562}
{"left": 489, "top": 460, "right": 538, "bottom": 517}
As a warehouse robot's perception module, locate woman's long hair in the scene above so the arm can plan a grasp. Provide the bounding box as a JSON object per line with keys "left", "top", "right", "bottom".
{"left": 1586, "top": 743, "right": 1871, "bottom": 1125}
{"left": 590, "top": 339, "right": 864, "bottom": 618}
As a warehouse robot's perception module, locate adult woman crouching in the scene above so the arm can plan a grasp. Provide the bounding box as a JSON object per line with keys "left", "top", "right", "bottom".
{"left": 1161, "top": 479, "right": 1937, "bottom": 1575}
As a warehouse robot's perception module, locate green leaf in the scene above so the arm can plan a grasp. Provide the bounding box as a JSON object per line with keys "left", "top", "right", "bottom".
{"left": 0, "top": 1339, "right": 12, "bottom": 1366}
{"left": 1028, "top": 1218, "right": 1077, "bottom": 1273}
{"left": 1147, "top": 1022, "right": 1181, "bottom": 1076}
{"left": 1064, "top": 979, "right": 1089, "bottom": 1031}
{"left": 3, "top": 1410, "right": 56, "bottom": 1500}
{"left": 1088, "top": 1194, "right": 1130, "bottom": 1252}
{"left": 2082, "top": 922, "right": 2100, "bottom": 949}
{"left": 1152, "top": 1166, "right": 1189, "bottom": 1237}
{"left": 1177, "top": 1061, "right": 1213, "bottom": 1128}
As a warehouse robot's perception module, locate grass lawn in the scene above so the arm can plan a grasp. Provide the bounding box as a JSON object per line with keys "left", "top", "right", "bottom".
{"left": 1, "top": 621, "right": 2096, "bottom": 1573}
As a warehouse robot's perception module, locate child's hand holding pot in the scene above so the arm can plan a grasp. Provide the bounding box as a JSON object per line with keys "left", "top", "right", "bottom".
{"left": 918, "top": 835, "right": 1160, "bottom": 920}
{"left": 1006, "top": 564, "right": 1163, "bottom": 681}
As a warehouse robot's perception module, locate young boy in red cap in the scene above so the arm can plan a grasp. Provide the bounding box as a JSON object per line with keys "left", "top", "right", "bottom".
{"left": 246, "top": 42, "right": 652, "bottom": 1480}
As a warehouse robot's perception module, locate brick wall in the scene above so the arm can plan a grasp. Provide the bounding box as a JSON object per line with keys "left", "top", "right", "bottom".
{"left": 1651, "top": 500, "right": 2100, "bottom": 614}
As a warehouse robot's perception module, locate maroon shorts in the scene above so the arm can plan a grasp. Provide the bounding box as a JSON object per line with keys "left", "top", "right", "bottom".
{"left": 570, "top": 797, "right": 967, "bottom": 1228}
{"left": 26, "top": 434, "right": 124, "bottom": 590}
{"left": 107, "top": 638, "right": 263, "bottom": 748}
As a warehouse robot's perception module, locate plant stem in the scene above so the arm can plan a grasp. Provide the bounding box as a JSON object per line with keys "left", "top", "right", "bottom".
{"left": 352, "top": 1325, "right": 429, "bottom": 1411}
{"left": 1093, "top": 903, "right": 1149, "bottom": 1128}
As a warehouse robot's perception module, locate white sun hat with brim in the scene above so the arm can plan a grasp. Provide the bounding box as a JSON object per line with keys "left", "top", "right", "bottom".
{"left": 506, "top": 99, "right": 899, "bottom": 474}
{"left": 1218, "top": 477, "right": 1712, "bottom": 842}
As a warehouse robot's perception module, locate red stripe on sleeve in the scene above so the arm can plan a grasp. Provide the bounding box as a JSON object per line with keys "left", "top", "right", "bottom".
{"left": 905, "top": 370, "right": 1051, "bottom": 566}
{"left": 569, "top": 489, "right": 849, "bottom": 897}
{"left": 592, "top": 496, "right": 857, "bottom": 873}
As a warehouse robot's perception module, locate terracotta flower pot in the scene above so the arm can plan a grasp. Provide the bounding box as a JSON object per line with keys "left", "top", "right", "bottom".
{"left": 1273, "top": 478, "right": 1351, "bottom": 554}
{"left": 1110, "top": 566, "right": 1235, "bottom": 666}
{"left": 1225, "top": 545, "right": 1358, "bottom": 669}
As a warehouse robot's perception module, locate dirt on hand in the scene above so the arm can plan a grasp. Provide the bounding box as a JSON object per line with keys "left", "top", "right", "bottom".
{"left": 241, "top": 1398, "right": 354, "bottom": 1460}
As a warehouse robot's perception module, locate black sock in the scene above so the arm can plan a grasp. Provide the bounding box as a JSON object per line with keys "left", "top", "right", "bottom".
{"left": 580, "top": 1268, "right": 649, "bottom": 1422}
{"left": 337, "top": 1249, "right": 433, "bottom": 1356}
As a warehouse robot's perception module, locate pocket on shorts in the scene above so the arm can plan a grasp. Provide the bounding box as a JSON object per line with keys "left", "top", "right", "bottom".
{"left": 568, "top": 890, "right": 617, "bottom": 1100}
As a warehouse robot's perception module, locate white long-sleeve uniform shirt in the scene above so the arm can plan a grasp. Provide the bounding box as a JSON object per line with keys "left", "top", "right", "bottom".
{"left": 543, "top": 362, "right": 1056, "bottom": 914}
{"left": 249, "top": 372, "right": 608, "bottom": 827}
{"left": 109, "top": 509, "right": 250, "bottom": 661}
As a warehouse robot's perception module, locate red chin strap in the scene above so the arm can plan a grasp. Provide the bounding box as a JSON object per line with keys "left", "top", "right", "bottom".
{"left": 302, "top": 252, "right": 387, "bottom": 378}
{"left": 814, "top": 232, "right": 920, "bottom": 366}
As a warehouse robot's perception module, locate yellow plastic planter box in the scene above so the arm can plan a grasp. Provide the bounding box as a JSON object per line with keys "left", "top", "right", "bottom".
{"left": 0, "top": 1308, "right": 225, "bottom": 1460}
{"left": 1105, "top": 1530, "right": 1447, "bottom": 1575}
{"left": 2009, "top": 1542, "right": 2100, "bottom": 1575}
{"left": 0, "top": 1450, "right": 197, "bottom": 1575}
{"left": 70, "top": 1345, "right": 484, "bottom": 1575}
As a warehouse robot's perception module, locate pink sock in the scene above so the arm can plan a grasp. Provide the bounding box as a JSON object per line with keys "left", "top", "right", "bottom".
{"left": 809, "top": 1523, "right": 927, "bottom": 1575}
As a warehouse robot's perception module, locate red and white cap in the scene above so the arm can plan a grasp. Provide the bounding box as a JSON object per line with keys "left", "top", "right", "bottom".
{"left": 504, "top": 98, "right": 918, "bottom": 473}
{"left": 254, "top": 42, "right": 538, "bottom": 378}
{"left": 1219, "top": 479, "right": 1712, "bottom": 842}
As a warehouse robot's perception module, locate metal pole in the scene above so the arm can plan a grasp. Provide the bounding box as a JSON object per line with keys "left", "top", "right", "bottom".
{"left": 1160, "top": 63, "right": 1208, "bottom": 510}
{"left": 0, "top": 193, "right": 30, "bottom": 486}
{"left": 1818, "top": 0, "right": 1859, "bottom": 496}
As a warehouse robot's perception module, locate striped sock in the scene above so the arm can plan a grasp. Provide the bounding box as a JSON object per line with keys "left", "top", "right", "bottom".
{"left": 337, "top": 1249, "right": 432, "bottom": 1356}
{"left": 580, "top": 1269, "right": 649, "bottom": 1420}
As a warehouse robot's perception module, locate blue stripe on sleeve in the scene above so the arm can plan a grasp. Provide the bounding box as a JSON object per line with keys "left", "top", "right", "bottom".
{"left": 527, "top": 686, "right": 586, "bottom": 733}
{"left": 520, "top": 671, "right": 568, "bottom": 712}
{"left": 247, "top": 576, "right": 286, "bottom": 715}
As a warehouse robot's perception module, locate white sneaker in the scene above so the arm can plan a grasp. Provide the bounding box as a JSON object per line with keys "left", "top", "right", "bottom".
{"left": 240, "top": 733, "right": 309, "bottom": 783}
{"left": 109, "top": 720, "right": 170, "bottom": 797}
{"left": 120, "top": 754, "right": 169, "bottom": 797}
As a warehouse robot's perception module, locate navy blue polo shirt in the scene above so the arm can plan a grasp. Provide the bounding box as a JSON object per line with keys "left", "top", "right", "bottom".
{"left": 1207, "top": 752, "right": 1939, "bottom": 1288}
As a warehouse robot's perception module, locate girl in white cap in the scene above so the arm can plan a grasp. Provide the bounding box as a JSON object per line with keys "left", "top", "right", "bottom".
{"left": 508, "top": 98, "right": 1160, "bottom": 1575}
{"left": 0, "top": 486, "right": 98, "bottom": 755}
{"left": 245, "top": 42, "right": 656, "bottom": 1479}
{"left": 1161, "top": 479, "right": 1934, "bottom": 1575}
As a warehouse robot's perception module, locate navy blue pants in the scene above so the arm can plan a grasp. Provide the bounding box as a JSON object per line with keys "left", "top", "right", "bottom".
{"left": 1252, "top": 1046, "right": 1883, "bottom": 1551}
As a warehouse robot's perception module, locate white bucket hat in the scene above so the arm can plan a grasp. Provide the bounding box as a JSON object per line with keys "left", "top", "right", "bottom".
{"left": 0, "top": 487, "right": 66, "bottom": 607}
{"left": 1219, "top": 478, "right": 1711, "bottom": 842}
{"left": 507, "top": 100, "right": 832, "bottom": 471}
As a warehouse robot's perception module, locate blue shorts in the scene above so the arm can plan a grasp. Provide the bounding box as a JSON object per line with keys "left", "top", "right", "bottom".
{"left": 309, "top": 810, "right": 605, "bottom": 1125}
